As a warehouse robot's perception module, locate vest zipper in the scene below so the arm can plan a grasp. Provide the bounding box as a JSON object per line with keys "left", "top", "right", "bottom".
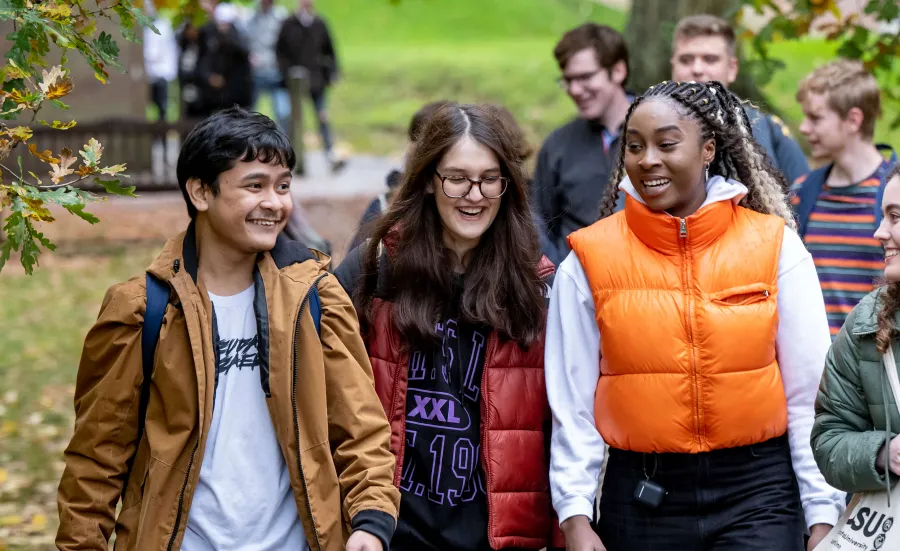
{"left": 479, "top": 334, "right": 497, "bottom": 548}
{"left": 292, "top": 274, "right": 328, "bottom": 551}
{"left": 679, "top": 218, "right": 701, "bottom": 447}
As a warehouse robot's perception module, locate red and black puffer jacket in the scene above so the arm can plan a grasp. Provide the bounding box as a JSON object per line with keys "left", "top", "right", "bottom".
{"left": 343, "top": 245, "right": 563, "bottom": 550}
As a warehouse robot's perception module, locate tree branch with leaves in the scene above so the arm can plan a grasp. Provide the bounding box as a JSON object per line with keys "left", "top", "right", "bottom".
{"left": 0, "top": 0, "right": 157, "bottom": 275}
{"left": 738, "top": 0, "right": 900, "bottom": 125}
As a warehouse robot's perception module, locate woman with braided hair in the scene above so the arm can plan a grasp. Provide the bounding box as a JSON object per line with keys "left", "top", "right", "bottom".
{"left": 811, "top": 164, "right": 900, "bottom": 518}
{"left": 545, "top": 80, "right": 845, "bottom": 550}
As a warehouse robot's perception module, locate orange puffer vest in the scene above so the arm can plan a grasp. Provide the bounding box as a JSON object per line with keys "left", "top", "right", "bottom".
{"left": 568, "top": 195, "right": 788, "bottom": 454}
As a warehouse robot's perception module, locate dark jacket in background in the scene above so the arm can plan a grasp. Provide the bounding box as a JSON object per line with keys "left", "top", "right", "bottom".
{"left": 276, "top": 13, "right": 338, "bottom": 96}
{"left": 202, "top": 22, "right": 253, "bottom": 111}
{"left": 746, "top": 105, "right": 809, "bottom": 188}
{"left": 531, "top": 118, "right": 620, "bottom": 266}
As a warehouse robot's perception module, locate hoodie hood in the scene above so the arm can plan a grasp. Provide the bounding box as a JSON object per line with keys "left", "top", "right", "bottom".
{"left": 619, "top": 174, "right": 748, "bottom": 211}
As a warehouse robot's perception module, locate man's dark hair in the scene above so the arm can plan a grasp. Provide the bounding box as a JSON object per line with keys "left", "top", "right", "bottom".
{"left": 176, "top": 107, "right": 296, "bottom": 218}
{"left": 553, "top": 23, "right": 629, "bottom": 82}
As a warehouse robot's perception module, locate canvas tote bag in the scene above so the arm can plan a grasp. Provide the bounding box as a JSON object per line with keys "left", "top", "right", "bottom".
{"left": 815, "top": 344, "right": 900, "bottom": 550}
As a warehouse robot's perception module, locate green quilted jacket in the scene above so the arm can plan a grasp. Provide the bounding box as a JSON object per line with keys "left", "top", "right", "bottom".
{"left": 811, "top": 287, "right": 899, "bottom": 495}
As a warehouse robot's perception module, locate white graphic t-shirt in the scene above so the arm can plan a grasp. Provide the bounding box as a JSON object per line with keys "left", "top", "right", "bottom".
{"left": 182, "top": 285, "right": 308, "bottom": 551}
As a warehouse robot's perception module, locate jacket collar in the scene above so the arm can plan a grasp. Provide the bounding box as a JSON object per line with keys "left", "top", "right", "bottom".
{"left": 146, "top": 221, "right": 326, "bottom": 397}
{"left": 851, "top": 287, "right": 900, "bottom": 336}
{"left": 620, "top": 174, "right": 747, "bottom": 256}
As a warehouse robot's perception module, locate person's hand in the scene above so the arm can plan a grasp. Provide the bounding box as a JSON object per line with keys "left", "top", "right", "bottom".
{"left": 208, "top": 74, "right": 225, "bottom": 89}
{"left": 346, "top": 530, "right": 382, "bottom": 551}
{"left": 888, "top": 434, "right": 900, "bottom": 475}
{"left": 876, "top": 435, "right": 900, "bottom": 476}
{"left": 807, "top": 523, "right": 832, "bottom": 550}
{"left": 561, "top": 516, "right": 606, "bottom": 551}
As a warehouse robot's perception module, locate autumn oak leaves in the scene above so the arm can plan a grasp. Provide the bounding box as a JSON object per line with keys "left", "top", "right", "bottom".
{"left": 0, "top": 0, "right": 148, "bottom": 274}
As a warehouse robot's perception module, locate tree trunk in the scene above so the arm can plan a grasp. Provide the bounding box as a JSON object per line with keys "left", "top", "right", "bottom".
{"left": 623, "top": 0, "right": 770, "bottom": 108}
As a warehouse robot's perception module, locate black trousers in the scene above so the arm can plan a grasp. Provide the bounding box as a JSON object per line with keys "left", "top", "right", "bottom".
{"left": 597, "top": 434, "right": 805, "bottom": 551}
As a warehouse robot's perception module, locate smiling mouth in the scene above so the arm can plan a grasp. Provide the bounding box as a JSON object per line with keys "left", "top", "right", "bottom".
{"left": 887, "top": 248, "right": 899, "bottom": 261}
{"left": 458, "top": 207, "right": 484, "bottom": 218}
{"left": 248, "top": 219, "right": 281, "bottom": 227}
{"left": 643, "top": 178, "right": 671, "bottom": 188}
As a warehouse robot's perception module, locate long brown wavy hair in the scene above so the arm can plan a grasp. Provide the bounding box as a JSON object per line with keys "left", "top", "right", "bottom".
{"left": 876, "top": 164, "right": 900, "bottom": 353}
{"left": 358, "top": 103, "right": 546, "bottom": 348}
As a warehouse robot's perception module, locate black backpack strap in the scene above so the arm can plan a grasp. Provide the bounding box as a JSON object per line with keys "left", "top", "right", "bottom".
{"left": 121, "top": 273, "right": 168, "bottom": 502}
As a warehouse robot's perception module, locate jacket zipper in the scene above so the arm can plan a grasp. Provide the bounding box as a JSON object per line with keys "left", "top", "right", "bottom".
{"left": 479, "top": 334, "right": 497, "bottom": 548}
{"left": 166, "top": 438, "right": 199, "bottom": 551}
{"left": 679, "top": 218, "right": 701, "bottom": 447}
{"left": 292, "top": 274, "right": 328, "bottom": 551}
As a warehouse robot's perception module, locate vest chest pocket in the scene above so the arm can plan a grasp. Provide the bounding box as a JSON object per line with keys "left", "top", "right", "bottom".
{"left": 709, "top": 283, "right": 774, "bottom": 306}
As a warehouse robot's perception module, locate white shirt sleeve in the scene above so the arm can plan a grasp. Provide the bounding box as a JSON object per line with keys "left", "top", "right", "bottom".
{"left": 545, "top": 251, "right": 606, "bottom": 524}
{"left": 776, "top": 228, "right": 847, "bottom": 529}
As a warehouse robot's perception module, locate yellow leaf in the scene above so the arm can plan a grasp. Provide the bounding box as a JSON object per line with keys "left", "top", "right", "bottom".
{"left": 39, "top": 119, "right": 77, "bottom": 130}
{"left": 100, "top": 163, "right": 127, "bottom": 176}
{"left": 0, "top": 468, "right": 7, "bottom": 485}
{"left": 36, "top": 2, "right": 72, "bottom": 22}
{"left": 28, "top": 513, "right": 47, "bottom": 531}
{"left": 8, "top": 126, "right": 32, "bottom": 142}
{"left": 0, "top": 515, "right": 22, "bottom": 526}
{"left": 39, "top": 66, "right": 73, "bottom": 99}
{"left": 3, "top": 63, "right": 29, "bottom": 80}
{"left": 27, "top": 143, "right": 60, "bottom": 164}
{"left": 24, "top": 198, "right": 55, "bottom": 222}
{"left": 6, "top": 89, "right": 31, "bottom": 106}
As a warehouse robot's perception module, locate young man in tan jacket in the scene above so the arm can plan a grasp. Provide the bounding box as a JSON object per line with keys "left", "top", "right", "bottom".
{"left": 56, "top": 107, "right": 399, "bottom": 551}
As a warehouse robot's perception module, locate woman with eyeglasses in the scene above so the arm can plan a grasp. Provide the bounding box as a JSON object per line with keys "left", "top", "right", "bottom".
{"left": 335, "top": 102, "right": 563, "bottom": 551}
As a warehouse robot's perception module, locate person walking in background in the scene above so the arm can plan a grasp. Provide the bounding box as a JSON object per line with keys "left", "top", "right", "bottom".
{"left": 811, "top": 164, "right": 900, "bottom": 507}
{"left": 790, "top": 60, "right": 897, "bottom": 339}
{"left": 143, "top": 0, "right": 178, "bottom": 122}
{"left": 177, "top": 20, "right": 210, "bottom": 118}
{"left": 547, "top": 80, "right": 844, "bottom": 551}
{"left": 55, "top": 107, "right": 398, "bottom": 551}
{"left": 348, "top": 100, "right": 447, "bottom": 252}
{"left": 670, "top": 14, "right": 809, "bottom": 186}
{"left": 277, "top": 0, "right": 345, "bottom": 172}
{"left": 247, "top": 0, "right": 291, "bottom": 131}
{"left": 531, "top": 23, "right": 633, "bottom": 266}
{"left": 335, "top": 103, "right": 564, "bottom": 551}
{"left": 203, "top": 3, "right": 254, "bottom": 113}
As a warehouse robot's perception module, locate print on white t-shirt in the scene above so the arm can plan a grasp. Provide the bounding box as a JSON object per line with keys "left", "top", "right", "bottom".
{"left": 181, "top": 285, "right": 309, "bottom": 551}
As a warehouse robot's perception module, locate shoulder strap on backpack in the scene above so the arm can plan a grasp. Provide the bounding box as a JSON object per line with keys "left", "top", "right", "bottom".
{"left": 120, "top": 273, "right": 168, "bottom": 503}
{"left": 141, "top": 274, "right": 169, "bottom": 433}
{"left": 309, "top": 283, "right": 322, "bottom": 336}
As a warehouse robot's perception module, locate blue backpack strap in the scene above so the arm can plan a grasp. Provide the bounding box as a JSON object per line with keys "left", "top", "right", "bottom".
{"left": 121, "top": 273, "right": 168, "bottom": 502}
{"left": 793, "top": 167, "right": 828, "bottom": 239}
{"left": 141, "top": 274, "right": 169, "bottom": 424}
{"left": 309, "top": 282, "right": 322, "bottom": 336}
{"left": 874, "top": 144, "right": 899, "bottom": 228}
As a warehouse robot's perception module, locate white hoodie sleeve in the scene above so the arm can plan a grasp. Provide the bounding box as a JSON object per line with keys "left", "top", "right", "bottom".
{"left": 776, "top": 228, "right": 846, "bottom": 529}
{"left": 545, "top": 251, "right": 606, "bottom": 524}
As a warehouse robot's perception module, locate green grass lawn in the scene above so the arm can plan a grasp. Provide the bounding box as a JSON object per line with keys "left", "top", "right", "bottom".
{"left": 248, "top": 1, "right": 899, "bottom": 156}
{"left": 250, "top": 0, "right": 627, "bottom": 155}
{"left": 0, "top": 245, "right": 159, "bottom": 550}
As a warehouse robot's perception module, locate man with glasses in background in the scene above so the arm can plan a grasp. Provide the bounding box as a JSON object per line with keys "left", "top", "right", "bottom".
{"left": 531, "top": 23, "right": 632, "bottom": 265}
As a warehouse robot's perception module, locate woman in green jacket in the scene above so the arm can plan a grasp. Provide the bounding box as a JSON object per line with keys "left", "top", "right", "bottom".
{"left": 812, "top": 164, "right": 900, "bottom": 494}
